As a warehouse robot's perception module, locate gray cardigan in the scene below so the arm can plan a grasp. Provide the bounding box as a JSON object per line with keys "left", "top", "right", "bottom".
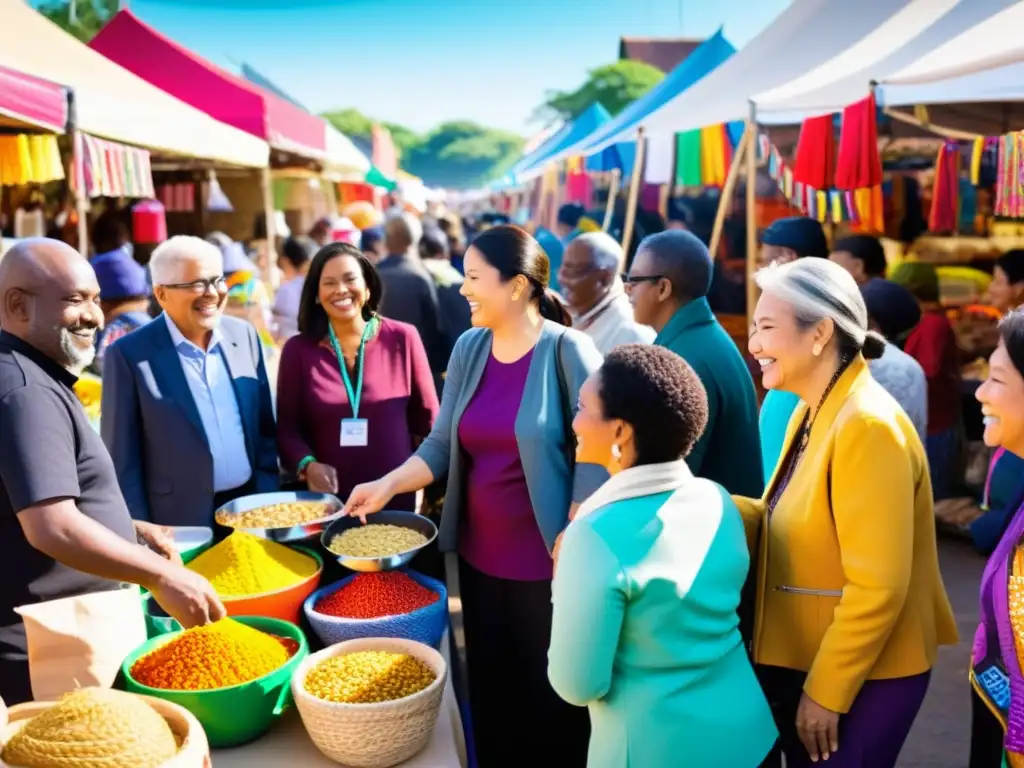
{"left": 415, "top": 321, "right": 606, "bottom": 553}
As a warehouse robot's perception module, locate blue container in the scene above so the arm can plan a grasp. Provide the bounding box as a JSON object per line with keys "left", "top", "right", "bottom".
{"left": 303, "top": 569, "right": 448, "bottom": 649}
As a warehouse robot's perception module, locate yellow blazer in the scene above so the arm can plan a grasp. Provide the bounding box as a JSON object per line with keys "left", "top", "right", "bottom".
{"left": 735, "top": 356, "right": 958, "bottom": 714}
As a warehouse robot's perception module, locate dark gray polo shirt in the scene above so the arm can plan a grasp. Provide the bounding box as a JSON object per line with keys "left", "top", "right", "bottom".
{"left": 0, "top": 330, "right": 137, "bottom": 670}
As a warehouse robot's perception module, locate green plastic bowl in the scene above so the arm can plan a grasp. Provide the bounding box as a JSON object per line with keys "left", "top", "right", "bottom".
{"left": 120, "top": 615, "right": 308, "bottom": 748}
{"left": 141, "top": 593, "right": 182, "bottom": 638}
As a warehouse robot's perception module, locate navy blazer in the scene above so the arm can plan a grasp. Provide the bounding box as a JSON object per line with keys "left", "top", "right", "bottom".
{"left": 100, "top": 314, "right": 278, "bottom": 526}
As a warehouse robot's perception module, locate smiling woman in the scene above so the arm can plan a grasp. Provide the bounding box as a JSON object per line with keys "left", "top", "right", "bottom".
{"left": 970, "top": 308, "right": 1024, "bottom": 768}
{"left": 275, "top": 242, "right": 439, "bottom": 513}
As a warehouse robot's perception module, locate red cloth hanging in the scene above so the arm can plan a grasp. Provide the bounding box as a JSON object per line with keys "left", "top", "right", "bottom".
{"left": 792, "top": 114, "right": 835, "bottom": 189}
{"left": 835, "top": 94, "right": 882, "bottom": 191}
{"left": 928, "top": 142, "right": 961, "bottom": 234}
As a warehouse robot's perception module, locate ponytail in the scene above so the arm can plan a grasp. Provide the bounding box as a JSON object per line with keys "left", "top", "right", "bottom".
{"left": 860, "top": 330, "right": 887, "bottom": 360}
{"left": 537, "top": 287, "right": 571, "bottom": 327}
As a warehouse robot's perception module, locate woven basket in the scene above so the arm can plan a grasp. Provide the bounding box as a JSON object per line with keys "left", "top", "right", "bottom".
{"left": 304, "top": 570, "right": 448, "bottom": 649}
{"left": 292, "top": 637, "right": 446, "bottom": 768}
{"left": 0, "top": 693, "right": 210, "bottom": 768}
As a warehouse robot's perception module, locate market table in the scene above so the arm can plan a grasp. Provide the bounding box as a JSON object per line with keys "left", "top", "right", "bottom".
{"left": 213, "top": 631, "right": 467, "bottom": 768}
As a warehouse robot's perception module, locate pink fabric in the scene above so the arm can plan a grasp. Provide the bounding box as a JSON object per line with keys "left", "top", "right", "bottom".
{"left": 0, "top": 65, "right": 67, "bottom": 133}
{"left": 89, "top": 10, "right": 326, "bottom": 156}
{"left": 372, "top": 125, "right": 398, "bottom": 178}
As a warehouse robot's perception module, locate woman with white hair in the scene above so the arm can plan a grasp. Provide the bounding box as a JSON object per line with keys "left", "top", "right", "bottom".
{"left": 738, "top": 258, "right": 957, "bottom": 767}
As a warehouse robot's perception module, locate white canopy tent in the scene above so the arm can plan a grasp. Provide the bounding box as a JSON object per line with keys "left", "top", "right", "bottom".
{"left": 323, "top": 125, "right": 371, "bottom": 178}
{"left": 754, "top": 0, "right": 1017, "bottom": 123}
{"left": 0, "top": 0, "right": 268, "bottom": 168}
{"left": 602, "top": 0, "right": 923, "bottom": 147}
{"left": 884, "top": 1, "right": 1024, "bottom": 85}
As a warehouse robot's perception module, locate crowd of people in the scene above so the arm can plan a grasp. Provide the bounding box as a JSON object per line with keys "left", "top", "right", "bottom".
{"left": 2, "top": 200, "right": 1024, "bottom": 768}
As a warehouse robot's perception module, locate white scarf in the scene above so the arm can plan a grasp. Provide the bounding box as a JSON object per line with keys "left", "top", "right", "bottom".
{"left": 574, "top": 459, "right": 694, "bottom": 520}
{"left": 570, "top": 278, "right": 626, "bottom": 330}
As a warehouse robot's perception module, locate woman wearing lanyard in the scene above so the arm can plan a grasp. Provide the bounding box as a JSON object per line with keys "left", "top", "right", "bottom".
{"left": 276, "top": 243, "right": 439, "bottom": 510}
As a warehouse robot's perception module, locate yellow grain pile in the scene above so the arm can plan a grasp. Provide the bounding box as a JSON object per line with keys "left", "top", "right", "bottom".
{"left": 187, "top": 531, "right": 317, "bottom": 596}
{"left": 1, "top": 688, "right": 178, "bottom": 768}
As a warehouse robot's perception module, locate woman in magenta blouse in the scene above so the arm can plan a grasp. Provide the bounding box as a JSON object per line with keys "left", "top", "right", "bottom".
{"left": 344, "top": 225, "right": 603, "bottom": 768}
{"left": 276, "top": 243, "right": 439, "bottom": 510}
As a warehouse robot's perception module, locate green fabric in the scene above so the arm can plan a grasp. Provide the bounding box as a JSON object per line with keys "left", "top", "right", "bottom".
{"left": 655, "top": 298, "right": 764, "bottom": 496}
{"left": 675, "top": 130, "right": 703, "bottom": 187}
{"left": 759, "top": 389, "right": 801, "bottom": 483}
{"left": 365, "top": 165, "right": 397, "bottom": 191}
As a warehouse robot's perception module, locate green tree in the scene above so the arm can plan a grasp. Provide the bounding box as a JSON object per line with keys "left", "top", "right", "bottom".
{"left": 403, "top": 121, "right": 524, "bottom": 189}
{"left": 537, "top": 60, "right": 664, "bottom": 123}
{"left": 321, "top": 108, "right": 419, "bottom": 157}
{"left": 35, "top": 0, "right": 118, "bottom": 42}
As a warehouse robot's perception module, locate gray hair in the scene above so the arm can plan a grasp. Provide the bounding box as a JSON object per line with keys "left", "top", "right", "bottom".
{"left": 149, "top": 235, "right": 223, "bottom": 285}
{"left": 574, "top": 232, "right": 624, "bottom": 272}
{"left": 755, "top": 257, "right": 885, "bottom": 359}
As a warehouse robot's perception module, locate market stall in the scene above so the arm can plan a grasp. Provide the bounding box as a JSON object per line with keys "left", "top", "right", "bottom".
{"left": 0, "top": 497, "right": 467, "bottom": 768}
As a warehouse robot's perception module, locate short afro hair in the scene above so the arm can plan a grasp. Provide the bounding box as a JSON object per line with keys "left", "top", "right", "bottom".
{"left": 597, "top": 344, "right": 709, "bottom": 465}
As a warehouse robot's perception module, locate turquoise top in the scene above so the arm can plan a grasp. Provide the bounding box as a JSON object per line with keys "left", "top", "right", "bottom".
{"left": 549, "top": 463, "right": 777, "bottom": 768}
{"left": 655, "top": 298, "right": 764, "bottom": 496}
{"left": 759, "top": 388, "right": 801, "bottom": 482}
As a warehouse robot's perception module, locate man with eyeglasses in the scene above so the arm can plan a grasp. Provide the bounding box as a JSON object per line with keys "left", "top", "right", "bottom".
{"left": 624, "top": 230, "right": 763, "bottom": 499}
{"left": 101, "top": 236, "right": 279, "bottom": 529}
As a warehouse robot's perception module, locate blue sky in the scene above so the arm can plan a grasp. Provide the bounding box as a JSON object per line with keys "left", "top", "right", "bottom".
{"left": 104, "top": 0, "right": 789, "bottom": 135}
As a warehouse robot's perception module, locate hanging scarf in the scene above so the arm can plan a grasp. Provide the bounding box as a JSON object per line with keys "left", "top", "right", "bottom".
{"left": 574, "top": 459, "right": 693, "bottom": 521}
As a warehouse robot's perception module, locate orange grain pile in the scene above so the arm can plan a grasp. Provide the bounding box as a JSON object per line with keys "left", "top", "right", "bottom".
{"left": 130, "top": 619, "right": 288, "bottom": 691}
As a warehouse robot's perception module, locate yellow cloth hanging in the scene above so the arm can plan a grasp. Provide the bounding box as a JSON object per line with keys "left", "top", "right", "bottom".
{"left": 28, "top": 135, "right": 64, "bottom": 183}
{"left": 0, "top": 135, "right": 33, "bottom": 186}
{"left": 815, "top": 191, "right": 828, "bottom": 223}
{"left": 970, "top": 137, "right": 984, "bottom": 186}
{"left": 699, "top": 126, "right": 727, "bottom": 186}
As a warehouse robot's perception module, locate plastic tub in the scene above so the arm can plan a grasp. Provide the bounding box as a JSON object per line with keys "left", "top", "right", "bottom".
{"left": 304, "top": 570, "right": 448, "bottom": 649}
{"left": 219, "top": 545, "right": 323, "bottom": 624}
{"left": 120, "top": 615, "right": 308, "bottom": 748}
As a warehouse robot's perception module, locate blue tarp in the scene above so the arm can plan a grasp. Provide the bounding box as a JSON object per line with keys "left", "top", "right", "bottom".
{"left": 515, "top": 102, "right": 616, "bottom": 178}
{"left": 571, "top": 28, "right": 736, "bottom": 158}
{"left": 508, "top": 121, "right": 576, "bottom": 179}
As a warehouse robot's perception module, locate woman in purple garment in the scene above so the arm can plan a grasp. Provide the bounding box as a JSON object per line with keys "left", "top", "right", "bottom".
{"left": 275, "top": 243, "right": 439, "bottom": 510}
{"left": 344, "top": 225, "right": 603, "bottom": 768}
{"left": 970, "top": 307, "right": 1024, "bottom": 768}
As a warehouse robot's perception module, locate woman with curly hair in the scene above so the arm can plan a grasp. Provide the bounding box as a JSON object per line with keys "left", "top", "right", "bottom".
{"left": 549, "top": 344, "right": 777, "bottom": 767}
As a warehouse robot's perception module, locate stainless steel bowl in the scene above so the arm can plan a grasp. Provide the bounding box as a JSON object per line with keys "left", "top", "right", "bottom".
{"left": 214, "top": 491, "right": 344, "bottom": 544}
{"left": 320, "top": 510, "right": 438, "bottom": 572}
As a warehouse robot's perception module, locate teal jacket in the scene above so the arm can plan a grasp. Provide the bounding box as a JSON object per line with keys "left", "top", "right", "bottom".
{"left": 655, "top": 298, "right": 764, "bottom": 496}
{"left": 549, "top": 462, "right": 777, "bottom": 767}
{"left": 759, "top": 389, "right": 801, "bottom": 482}
{"left": 415, "top": 321, "right": 605, "bottom": 552}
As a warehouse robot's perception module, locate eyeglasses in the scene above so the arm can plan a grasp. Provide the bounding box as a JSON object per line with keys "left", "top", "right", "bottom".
{"left": 621, "top": 272, "right": 666, "bottom": 286}
{"left": 161, "top": 276, "right": 228, "bottom": 294}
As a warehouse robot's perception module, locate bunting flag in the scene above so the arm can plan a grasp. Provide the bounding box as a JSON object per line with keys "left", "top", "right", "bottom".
{"left": 73, "top": 133, "right": 154, "bottom": 199}
{"left": 762, "top": 134, "right": 858, "bottom": 224}
{"left": 792, "top": 114, "right": 835, "bottom": 190}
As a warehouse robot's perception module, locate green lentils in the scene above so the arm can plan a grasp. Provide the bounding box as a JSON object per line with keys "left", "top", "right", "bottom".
{"left": 304, "top": 651, "right": 436, "bottom": 704}
{"left": 328, "top": 524, "right": 428, "bottom": 558}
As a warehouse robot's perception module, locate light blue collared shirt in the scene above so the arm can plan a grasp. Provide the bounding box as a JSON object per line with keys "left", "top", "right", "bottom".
{"left": 163, "top": 314, "right": 253, "bottom": 492}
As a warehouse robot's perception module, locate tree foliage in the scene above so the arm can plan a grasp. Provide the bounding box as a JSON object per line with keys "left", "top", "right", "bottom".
{"left": 35, "top": 0, "right": 117, "bottom": 42}
{"left": 322, "top": 110, "right": 523, "bottom": 190}
{"left": 537, "top": 60, "right": 664, "bottom": 123}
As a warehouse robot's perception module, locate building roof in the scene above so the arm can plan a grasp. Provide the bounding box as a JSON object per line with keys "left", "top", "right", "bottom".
{"left": 618, "top": 37, "right": 703, "bottom": 73}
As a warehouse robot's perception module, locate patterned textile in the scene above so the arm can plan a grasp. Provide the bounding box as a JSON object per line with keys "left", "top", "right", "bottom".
{"left": 74, "top": 132, "right": 154, "bottom": 199}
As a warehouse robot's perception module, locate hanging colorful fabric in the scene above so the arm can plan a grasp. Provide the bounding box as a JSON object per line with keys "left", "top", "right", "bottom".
{"left": 792, "top": 114, "right": 835, "bottom": 189}
{"left": 835, "top": 93, "right": 882, "bottom": 191}
{"left": 674, "top": 129, "right": 703, "bottom": 187}
{"left": 928, "top": 142, "right": 961, "bottom": 234}
{"left": 699, "top": 125, "right": 727, "bottom": 186}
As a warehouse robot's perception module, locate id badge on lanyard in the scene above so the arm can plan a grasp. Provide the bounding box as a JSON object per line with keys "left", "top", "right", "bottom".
{"left": 329, "top": 318, "right": 376, "bottom": 448}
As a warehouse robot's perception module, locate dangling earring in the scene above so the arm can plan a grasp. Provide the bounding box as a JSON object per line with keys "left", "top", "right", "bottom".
{"left": 611, "top": 444, "right": 622, "bottom": 464}
{"left": 812, "top": 345, "right": 822, "bottom": 357}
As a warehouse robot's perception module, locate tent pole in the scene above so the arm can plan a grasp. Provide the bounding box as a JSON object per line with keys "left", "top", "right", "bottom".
{"left": 745, "top": 101, "right": 758, "bottom": 326}
{"left": 709, "top": 124, "right": 752, "bottom": 260}
{"left": 260, "top": 167, "right": 277, "bottom": 285}
{"left": 621, "top": 127, "right": 646, "bottom": 255}
{"left": 602, "top": 169, "right": 621, "bottom": 232}
{"left": 72, "top": 130, "right": 89, "bottom": 257}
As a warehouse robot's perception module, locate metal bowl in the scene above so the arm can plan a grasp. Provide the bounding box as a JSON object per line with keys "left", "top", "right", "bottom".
{"left": 320, "top": 510, "right": 438, "bottom": 572}
{"left": 214, "top": 491, "right": 344, "bottom": 544}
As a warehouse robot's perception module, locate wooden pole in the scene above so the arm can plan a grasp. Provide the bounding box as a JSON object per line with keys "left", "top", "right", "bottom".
{"left": 745, "top": 102, "right": 759, "bottom": 326}
{"left": 73, "top": 130, "right": 89, "bottom": 257}
{"left": 602, "top": 169, "right": 621, "bottom": 232}
{"left": 621, "top": 127, "right": 646, "bottom": 255}
{"left": 260, "top": 167, "right": 277, "bottom": 285}
{"left": 708, "top": 124, "right": 752, "bottom": 260}
{"left": 657, "top": 183, "right": 671, "bottom": 220}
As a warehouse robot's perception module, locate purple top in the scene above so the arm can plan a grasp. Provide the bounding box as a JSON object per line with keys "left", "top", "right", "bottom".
{"left": 276, "top": 318, "right": 439, "bottom": 510}
{"left": 458, "top": 349, "right": 553, "bottom": 581}
{"left": 974, "top": 491, "right": 1024, "bottom": 753}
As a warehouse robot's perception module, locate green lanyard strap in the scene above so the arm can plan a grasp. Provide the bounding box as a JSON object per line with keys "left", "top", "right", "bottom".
{"left": 327, "top": 316, "right": 378, "bottom": 420}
